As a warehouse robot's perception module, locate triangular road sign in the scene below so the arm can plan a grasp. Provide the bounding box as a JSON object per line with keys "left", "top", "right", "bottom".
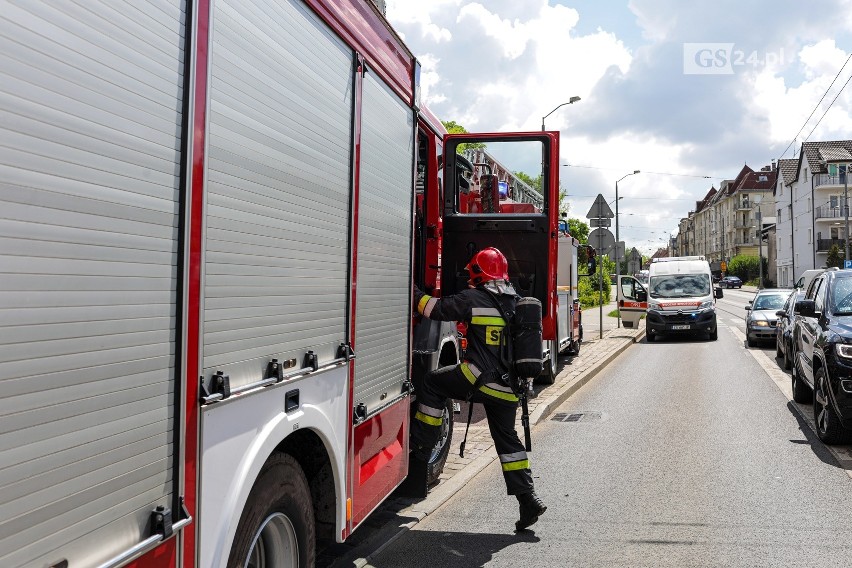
{"left": 586, "top": 193, "right": 614, "bottom": 219}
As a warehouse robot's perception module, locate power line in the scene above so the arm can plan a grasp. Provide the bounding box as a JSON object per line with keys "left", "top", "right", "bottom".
{"left": 803, "top": 67, "right": 852, "bottom": 142}
{"left": 779, "top": 53, "right": 852, "bottom": 160}
{"left": 568, "top": 194, "right": 697, "bottom": 201}
{"left": 563, "top": 164, "right": 718, "bottom": 179}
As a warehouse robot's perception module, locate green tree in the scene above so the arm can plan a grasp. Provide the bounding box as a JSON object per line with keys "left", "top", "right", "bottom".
{"left": 579, "top": 255, "right": 613, "bottom": 307}
{"left": 826, "top": 244, "right": 844, "bottom": 269}
{"left": 513, "top": 171, "right": 542, "bottom": 192}
{"left": 441, "top": 120, "right": 485, "bottom": 153}
{"left": 727, "top": 255, "right": 760, "bottom": 282}
{"left": 567, "top": 218, "right": 589, "bottom": 242}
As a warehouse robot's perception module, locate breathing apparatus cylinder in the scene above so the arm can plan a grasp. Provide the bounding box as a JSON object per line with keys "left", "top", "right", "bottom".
{"left": 512, "top": 297, "right": 543, "bottom": 379}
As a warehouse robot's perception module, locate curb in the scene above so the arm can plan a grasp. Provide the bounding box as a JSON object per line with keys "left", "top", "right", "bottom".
{"left": 530, "top": 327, "right": 646, "bottom": 426}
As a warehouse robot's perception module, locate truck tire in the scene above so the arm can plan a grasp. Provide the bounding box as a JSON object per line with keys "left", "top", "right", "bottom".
{"left": 228, "top": 453, "right": 315, "bottom": 568}
{"left": 570, "top": 338, "right": 581, "bottom": 356}
{"left": 425, "top": 399, "right": 454, "bottom": 486}
{"left": 535, "top": 342, "right": 558, "bottom": 385}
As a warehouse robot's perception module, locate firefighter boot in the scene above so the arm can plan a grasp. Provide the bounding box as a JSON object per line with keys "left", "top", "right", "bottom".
{"left": 396, "top": 454, "right": 429, "bottom": 498}
{"left": 515, "top": 491, "right": 547, "bottom": 531}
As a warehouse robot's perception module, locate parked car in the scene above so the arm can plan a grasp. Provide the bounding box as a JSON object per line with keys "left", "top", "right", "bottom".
{"left": 745, "top": 289, "right": 790, "bottom": 347}
{"left": 720, "top": 275, "right": 743, "bottom": 288}
{"left": 775, "top": 289, "right": 804, "bottom": 370}
{"left": 791, "top": 269, "right": 852, "bottom": 444}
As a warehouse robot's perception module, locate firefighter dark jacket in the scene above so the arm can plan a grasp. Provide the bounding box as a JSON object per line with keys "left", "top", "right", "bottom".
{"left": 414, "top": 283, "right": 518, "bottom": 381}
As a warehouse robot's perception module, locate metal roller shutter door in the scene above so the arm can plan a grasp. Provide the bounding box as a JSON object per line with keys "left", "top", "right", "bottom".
{"left": 204, "top": 0, "right": 353, "bottom": 384}
{"left": 0, "top": 1, "right": 186, "bottom": 566}
{"left": 352, "top": 74, "right": 414, "bottom": 413}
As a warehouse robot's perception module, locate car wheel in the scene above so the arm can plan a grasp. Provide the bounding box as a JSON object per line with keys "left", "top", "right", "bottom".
{"left": 791, "top": 357, "right": 811, "bottom": 403}
{"left": 776, "top": 337, "right": 783, "bottom": 358}
{"left": 709, "top": 327, "right": 718, "bottom": 341}
{"left": 783, "top": 341, "right": 792, "bottom": 371}
{"left": 813, "top": 367, "right": 850, "bottom": 444}
{"left": 646, "top": 332, "right": 655, "bottom": 343}
{"left": 747, "top": 334, "right": 756, "bottom": 347}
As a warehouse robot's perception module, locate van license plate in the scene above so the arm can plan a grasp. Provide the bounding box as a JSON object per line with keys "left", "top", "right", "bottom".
{"left": 671, "top": 324, "right": 690, "bottom": 330}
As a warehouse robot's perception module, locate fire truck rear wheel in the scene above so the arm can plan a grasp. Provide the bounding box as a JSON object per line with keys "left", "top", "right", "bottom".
{"left": 426, "top": 399, "right": 454, "bottom": 486}
{"left": 228, "top": 453, "right": 315, "bottom": 568}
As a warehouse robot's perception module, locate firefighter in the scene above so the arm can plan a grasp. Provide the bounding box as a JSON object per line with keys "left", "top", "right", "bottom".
{"left": 412, "top": 247, "right": 547, "bottom": 531}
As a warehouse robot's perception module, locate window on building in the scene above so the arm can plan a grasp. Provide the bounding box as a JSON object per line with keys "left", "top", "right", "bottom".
{"left": 787, "top": 204, "right": 792, "bottom": 221}
{"left": 804, "top": 168, "right": 808, "bottom": 182}
{"left": 808, "top": 228, "right": 812, "bottom": 244}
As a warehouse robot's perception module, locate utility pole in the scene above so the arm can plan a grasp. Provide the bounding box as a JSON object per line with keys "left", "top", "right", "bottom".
{"left": 757, "top": 210, "right": 763, "bottom": 288}
{"left": 845, "top": 165, "right": 850, "bottom": 263}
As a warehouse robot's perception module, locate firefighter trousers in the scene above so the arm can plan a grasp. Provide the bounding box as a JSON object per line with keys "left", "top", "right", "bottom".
{"left": 412, "top": 363, "right": 534, "bottom": 495}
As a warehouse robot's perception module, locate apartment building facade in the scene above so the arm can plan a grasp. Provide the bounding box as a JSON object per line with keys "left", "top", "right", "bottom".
{"left": 783, "top": 141, "right": 852, "bottom": 284}
{"left": 676, "top": 165, "right": 776, "bottom": 276}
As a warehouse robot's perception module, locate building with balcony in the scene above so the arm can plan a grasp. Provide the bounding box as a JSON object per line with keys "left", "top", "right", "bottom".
{"left": 785, "top": 140, "right": 852, "bottom": 279}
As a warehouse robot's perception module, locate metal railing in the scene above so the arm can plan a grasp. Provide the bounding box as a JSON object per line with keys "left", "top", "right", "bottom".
{"left": 814, "top": 174, "right": 849, "bottom": 188}
{"left": 814, "top": 203, "right": 849, "bottom": 220}
{"left": 817, "top": 238, "right": 845, "bottom": 252}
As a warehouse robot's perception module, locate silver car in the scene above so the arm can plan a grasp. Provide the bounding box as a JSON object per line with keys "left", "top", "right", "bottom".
{"left": 746, "top": 289, "right": 792, "bottom": 347}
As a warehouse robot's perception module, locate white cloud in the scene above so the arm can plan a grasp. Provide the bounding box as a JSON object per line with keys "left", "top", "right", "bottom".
{"left": 386, "top": 1, "right": 852, "bottom": 242}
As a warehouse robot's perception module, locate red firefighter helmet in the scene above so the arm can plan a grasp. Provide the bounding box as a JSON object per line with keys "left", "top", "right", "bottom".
{"left": 466, "top": 247, "right": 509, "bottom": 286}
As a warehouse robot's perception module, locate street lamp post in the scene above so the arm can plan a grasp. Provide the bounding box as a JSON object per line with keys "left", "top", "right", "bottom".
{"left": 615, "top": 170, "right": 640, "bottom": 328}
{"left": 541, "top": 96, "right": 581, "bottom": 131}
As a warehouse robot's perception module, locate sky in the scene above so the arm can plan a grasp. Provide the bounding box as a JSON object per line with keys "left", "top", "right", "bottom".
{"left": 385, "top": 0, "right": 852, "bottom": 254}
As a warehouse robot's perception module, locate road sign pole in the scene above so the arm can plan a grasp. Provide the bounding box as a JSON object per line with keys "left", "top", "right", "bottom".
{"left": 598, "top": 197, "right": 603, "bottom": 339}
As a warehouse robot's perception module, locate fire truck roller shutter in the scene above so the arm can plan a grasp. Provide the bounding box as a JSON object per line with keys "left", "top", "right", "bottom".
{"left": 203, "top": 1, "right": 355, "bottom": 565}
{"left": 0, "top": 1, "right": 187, "bottom": 566}
{"left": 352, "top": 73, "right": 415, "bottom": 415}
{"left": 202, "top": 0, "right": 354, "bottom": 389}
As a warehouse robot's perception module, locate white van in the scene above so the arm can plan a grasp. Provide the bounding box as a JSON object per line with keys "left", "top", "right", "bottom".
{"left": 795, "top": 267, "right": 837, "bottom": 291}
{"left": 618, "top": 256, "right": 724, "bottom": 341}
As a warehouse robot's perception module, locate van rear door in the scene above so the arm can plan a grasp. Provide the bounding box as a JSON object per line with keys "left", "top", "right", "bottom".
{"left": 617, "top": 275, "right": 648, "bottom": 329}
{"left": 442, "top": 133, "right": 559, "bottom": 338}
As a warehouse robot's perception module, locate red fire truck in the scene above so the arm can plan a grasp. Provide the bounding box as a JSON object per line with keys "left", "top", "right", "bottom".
{"left": 0, "top": 1, "right": 559, "bottom": 567}
{"left": 440, "top": 148, "right": 583, "bottom": 383}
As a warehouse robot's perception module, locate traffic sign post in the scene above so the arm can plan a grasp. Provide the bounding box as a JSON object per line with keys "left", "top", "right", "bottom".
{"left": 587, "top": 193, "right": 615, "bottom": 339}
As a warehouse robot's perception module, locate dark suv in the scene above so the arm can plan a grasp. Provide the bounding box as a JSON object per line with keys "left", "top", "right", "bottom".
{"left": 792, "top": 269, "right": 852, "bottom": 444}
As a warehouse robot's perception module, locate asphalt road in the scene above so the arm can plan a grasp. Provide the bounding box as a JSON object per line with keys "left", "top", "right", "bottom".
{"left": 362, "top": 290, "right": 852, "bottom": 567}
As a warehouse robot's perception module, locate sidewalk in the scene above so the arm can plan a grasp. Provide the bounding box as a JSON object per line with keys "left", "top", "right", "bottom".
{"left": 327, "top": 306, "right": 645, "bottom": 567}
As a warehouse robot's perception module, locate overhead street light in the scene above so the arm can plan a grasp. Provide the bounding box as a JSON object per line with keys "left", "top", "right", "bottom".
{"left": 541, "top": 96, "right": 581, "bottom": 131}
